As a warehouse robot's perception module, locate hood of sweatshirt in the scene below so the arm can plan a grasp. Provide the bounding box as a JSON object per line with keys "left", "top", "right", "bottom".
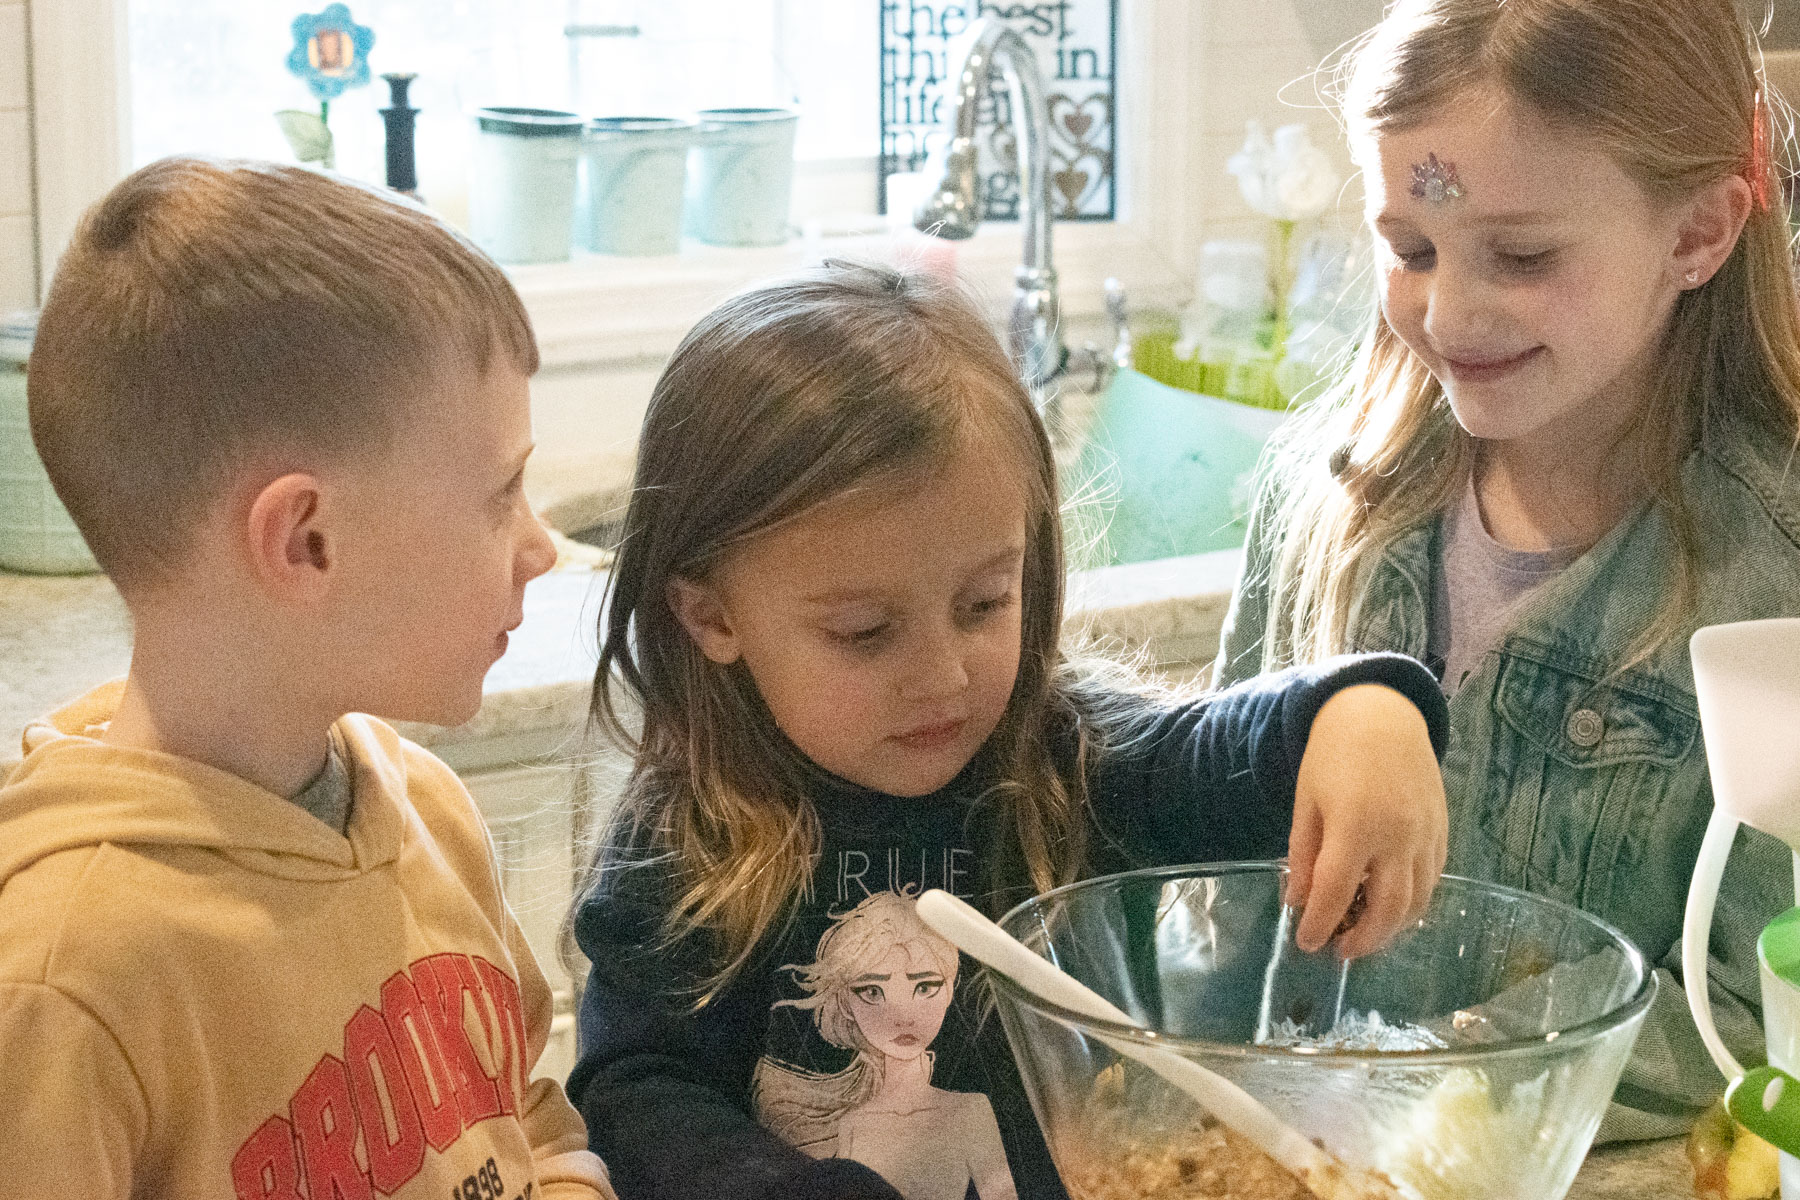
{"left": 0, "top": 680, "right": 411, "bottom": 888}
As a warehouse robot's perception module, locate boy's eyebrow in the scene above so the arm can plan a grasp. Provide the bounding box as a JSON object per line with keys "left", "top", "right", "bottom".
{"left": 853, "top": 972, "right": 892, "bottom": 983}
{"left": 802, "top": 546, "right": 1025, "bottom": 606}
{"left": 905, "top": 971, "right": 942, "bottom": 980}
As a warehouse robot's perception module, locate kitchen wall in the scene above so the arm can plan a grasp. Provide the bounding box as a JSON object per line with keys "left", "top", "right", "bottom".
{"left": 0, "top": 0, "right": 33, "bottom": 313}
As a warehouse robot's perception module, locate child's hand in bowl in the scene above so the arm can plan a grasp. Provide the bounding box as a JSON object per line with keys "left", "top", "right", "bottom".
{"left": 1288, "top": 683, "right": 1447, "bottom": 959}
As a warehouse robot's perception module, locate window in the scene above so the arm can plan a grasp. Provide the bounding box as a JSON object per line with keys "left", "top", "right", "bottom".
{"left": 33, "top": 0, "right": 1202, "bottom": 366}
{"left": 127, "top": 0, "right": 879, "bottom": 232}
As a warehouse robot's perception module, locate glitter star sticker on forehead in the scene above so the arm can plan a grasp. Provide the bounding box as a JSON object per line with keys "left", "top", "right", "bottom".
{"left": 1410, "top": 152, "right": 1466, "bottom": 203}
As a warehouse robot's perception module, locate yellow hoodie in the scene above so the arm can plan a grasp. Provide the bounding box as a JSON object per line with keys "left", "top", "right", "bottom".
{"left": 0, "top": 681, "right": 614, "bottom": 1200}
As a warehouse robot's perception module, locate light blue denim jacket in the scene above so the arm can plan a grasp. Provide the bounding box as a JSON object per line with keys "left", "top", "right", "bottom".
{"left": 1216, "top": 416, "right": 1800, "bottom": 1141}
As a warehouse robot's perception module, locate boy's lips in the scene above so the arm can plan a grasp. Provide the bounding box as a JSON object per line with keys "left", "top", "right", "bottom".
{"left": 494, "top": 615, "right": 522, "bottom": 653}
{"left": 892, "top": 718, "right": 966, "bottom": 750}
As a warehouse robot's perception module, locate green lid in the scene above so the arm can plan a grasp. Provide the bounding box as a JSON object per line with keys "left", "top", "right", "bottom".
{"left": 1759, "top": 906, "right": 1800, "bottom": 988}
{"left": 474, "top": 107, "right": 584, "bottom": 138}
{"left": 1, "top": 310, "right": 35, "bottom": 364}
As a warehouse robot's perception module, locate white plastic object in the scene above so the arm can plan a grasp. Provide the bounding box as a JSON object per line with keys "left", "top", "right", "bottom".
{"left": 1685, "top": 809, "right": 1747, "bottom": 1079}
{"left": 915, "top": 889, "right": 1405, "bottom": 1200}
{"left": 1692, "top": 621, "right": 1800, "bottom": 845}
{"left": 1684, "top": 620, "right": 1800, "bottom": 1080}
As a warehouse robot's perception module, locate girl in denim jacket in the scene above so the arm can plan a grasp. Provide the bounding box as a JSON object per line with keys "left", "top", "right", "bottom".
{"left": 1217, "top": 0, "right": 1800, "bottom": 1143}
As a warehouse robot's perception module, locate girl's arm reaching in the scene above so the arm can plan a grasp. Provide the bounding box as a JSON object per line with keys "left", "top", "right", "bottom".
{"left": 565, "top": 853, "right": 904, "bottom": 1200}
{"left": 1087, "top": 652, "right": 1449, "bottom": 958}
{"left": 1286, "top": 681, "right": 1448, "bottom": 958}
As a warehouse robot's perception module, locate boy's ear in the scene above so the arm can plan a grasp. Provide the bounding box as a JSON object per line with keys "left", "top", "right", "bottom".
{"left": 666, "top": 576, "right": 742, "bottom": 664}
{"left": 245, "top": 472, "right": 332, "bottom": 596}
{"left": 1672, "top": 174, "right": 1753, "bottom": 290}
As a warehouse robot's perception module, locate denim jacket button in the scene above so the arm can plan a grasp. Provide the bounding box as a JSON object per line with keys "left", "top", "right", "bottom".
{"left": 1567, "top": 707, "right": 1605, "bottom": 748}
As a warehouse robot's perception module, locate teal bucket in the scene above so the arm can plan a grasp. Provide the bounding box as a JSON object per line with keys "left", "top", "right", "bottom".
{"left": 1066, "top": 368, "right": 1288, "bottom": 566}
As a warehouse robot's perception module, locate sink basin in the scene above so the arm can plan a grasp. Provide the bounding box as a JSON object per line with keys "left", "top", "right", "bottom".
{"left": 1062, "top": 368, "right": 1288, "bottom": 566}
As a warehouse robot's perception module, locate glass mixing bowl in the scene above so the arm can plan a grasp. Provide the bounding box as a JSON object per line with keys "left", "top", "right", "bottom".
{"left": 992, "top": 863, "right": 1654, "bottom": 1200}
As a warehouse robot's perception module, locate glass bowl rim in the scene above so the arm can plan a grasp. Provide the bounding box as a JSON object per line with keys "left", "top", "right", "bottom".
{"left": 990, "top": 860, "right": 1656, "bottom": 1066}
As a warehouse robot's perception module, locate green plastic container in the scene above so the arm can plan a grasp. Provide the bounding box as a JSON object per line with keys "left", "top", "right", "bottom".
{"left": 1725, "top": 907, "right": 1800, "bottom": 1184}
{"left": 0, "top": 313, "right": 99, "bottom": 574}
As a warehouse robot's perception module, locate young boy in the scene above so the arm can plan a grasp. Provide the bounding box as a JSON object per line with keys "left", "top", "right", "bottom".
{"left": 0, "top": 157, "right": 614, "bottom": 1200}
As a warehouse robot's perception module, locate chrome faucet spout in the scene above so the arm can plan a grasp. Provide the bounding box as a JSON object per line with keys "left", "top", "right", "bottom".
{"left": 914, "top": 19, "right": 1061, "bottom": 394}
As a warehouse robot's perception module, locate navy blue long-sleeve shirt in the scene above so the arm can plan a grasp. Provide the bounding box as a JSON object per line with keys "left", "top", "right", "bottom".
{"left": 567, "top": 654, "right": 1447, "bottom": 1200}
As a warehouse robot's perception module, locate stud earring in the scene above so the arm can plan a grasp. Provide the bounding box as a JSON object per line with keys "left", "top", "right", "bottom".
{"left": 1684, "top": 268, "right": 1701, "bottom": 285}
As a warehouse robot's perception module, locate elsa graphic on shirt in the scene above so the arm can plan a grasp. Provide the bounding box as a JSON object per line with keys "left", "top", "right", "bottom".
{"left": 752, "top": 889, "right": 1018, "bottom": 1200}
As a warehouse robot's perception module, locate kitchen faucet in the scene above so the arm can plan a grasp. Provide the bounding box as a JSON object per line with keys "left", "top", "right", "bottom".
{"left": 913, "top": 19, "right": 1064, "bottom": 396}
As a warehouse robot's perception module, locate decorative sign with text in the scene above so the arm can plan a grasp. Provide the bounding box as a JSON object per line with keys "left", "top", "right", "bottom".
{"left": 880, "top": 0, "right": 1117, "bottom": 221}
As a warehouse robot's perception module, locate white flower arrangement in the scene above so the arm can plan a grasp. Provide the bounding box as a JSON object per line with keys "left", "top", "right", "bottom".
{"left": 1210, "top": 121, "right": 1345, "bottom": 406}
{"left": 1226, "top": 121, "right": 1341, "bottom": 222}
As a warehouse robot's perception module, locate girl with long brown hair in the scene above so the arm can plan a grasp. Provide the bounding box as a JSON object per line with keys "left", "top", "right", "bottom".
{"left": 1217, "top": 0, "right": 1800, "bottom": 1142}
{"left": 564, "top": 260, "right": 1449, "bottom": 1200}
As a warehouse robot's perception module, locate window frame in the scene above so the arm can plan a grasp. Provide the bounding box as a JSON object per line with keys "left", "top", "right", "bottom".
{"left": 32, "top": 0, "right": 1209, "bottom": 368}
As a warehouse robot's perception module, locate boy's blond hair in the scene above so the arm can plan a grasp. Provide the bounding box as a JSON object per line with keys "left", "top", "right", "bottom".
{"left": 28, "top": 156, "right": 537, "bottom": 591}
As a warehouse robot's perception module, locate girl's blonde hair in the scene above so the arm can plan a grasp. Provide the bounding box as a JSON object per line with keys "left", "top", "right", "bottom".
{"left": 587, "top": 261, "right": 1103, "bottom": 1002}
{"left": 1261, "top": 0, "right": 1800, "bottom": 671}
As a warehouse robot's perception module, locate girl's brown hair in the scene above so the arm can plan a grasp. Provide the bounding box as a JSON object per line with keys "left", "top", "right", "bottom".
{"left": 586, "top": 261, "right": 1100, "bottom": 1001}
{"left": 1255, "top": 0, "right": 1800, "bottom": 671}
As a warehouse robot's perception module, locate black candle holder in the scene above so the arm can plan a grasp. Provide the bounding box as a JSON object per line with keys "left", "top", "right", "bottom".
{"left": 380, "top": 72, "right": 420, "bottom": 196}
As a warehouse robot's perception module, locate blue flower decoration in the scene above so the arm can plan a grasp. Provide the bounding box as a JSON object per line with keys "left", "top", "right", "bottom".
{"left": 286, "top": 5, "right": 375, "bottom": 102}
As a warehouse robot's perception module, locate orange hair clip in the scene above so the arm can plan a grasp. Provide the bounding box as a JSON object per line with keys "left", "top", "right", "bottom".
{"left": 1749, "top": 87, "right": 1774, "bottom": 214}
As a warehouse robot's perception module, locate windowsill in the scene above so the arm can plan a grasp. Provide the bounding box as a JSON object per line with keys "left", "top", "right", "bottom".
{"left": 510, "top": 219, "right": 1194, "bottom": 369}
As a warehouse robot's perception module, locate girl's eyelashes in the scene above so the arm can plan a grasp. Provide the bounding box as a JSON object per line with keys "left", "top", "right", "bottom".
{"left": 1387, "top": 243, "right": 1436, "bottom": 271}
{"left": 830, "top": 623, "right": 891, "bottom": 649}
{"left": 1384, "top": 243, "right": 1558, "bottom": 276}
{"left": 1495, "top": 247, "right": 1557, "bottom": 273}
{"left": 821, "top": 588, "right": 1016, "bottom": 648}
{"left": 960, "top": 592, "right": 1016, "bottom": 625}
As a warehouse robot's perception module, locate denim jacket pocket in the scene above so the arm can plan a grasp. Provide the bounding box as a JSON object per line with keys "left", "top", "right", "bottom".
{"left": 1478, "top": 642, "right": 1699, "bottom": 905}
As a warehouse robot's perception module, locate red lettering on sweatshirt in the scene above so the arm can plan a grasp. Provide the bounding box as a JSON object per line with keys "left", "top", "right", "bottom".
{"left": 417, "top": 954, "right": 503, "bottom": 1125}
{"left": 344, "top": 1003, "right": 426, "bottom": 1194}
{"left": 292, "top": 1055, "right": 375, "bottom": 1200}
{"left": 380, "top": 968, "right": 464, "bottom": 1153}
{"left": 451, "top": 954, "right": 511, "bottom": 1116}
{"left": 231, "top": 1115, "right": 305, "bottom": 1200}
{"left": 232, "top": 954, "right": 529, "bottom": 1198}
{"left": 475, "top": 956, "right": 530, "bottom": 1102}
